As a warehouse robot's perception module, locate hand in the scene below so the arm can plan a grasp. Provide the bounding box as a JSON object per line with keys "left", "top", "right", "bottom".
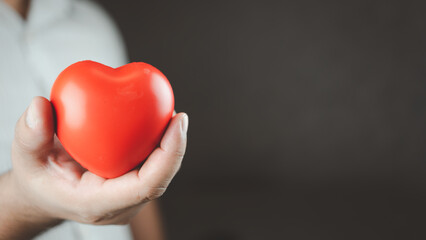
{"left": 4, "top": 96, "right": 187, "bottom": 232}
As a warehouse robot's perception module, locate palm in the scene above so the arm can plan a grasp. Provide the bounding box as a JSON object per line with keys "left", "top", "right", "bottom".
{"left": 11, "top": 97, "right": 187, "bottom": 225}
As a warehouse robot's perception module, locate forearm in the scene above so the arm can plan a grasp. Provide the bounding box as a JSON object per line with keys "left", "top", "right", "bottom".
{"left": 0, "top": 171, "right": 62, "bottom": 240}
{"left": 131, "top": 201, "right": 165, "bottom": 240}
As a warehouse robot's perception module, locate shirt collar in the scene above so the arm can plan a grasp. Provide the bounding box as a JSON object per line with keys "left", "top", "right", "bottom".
{"left": 0, "top": 0, "right": 25, "bottom": 35}
{"left": 0, "top": 0, "right": 72, "bottom": 34}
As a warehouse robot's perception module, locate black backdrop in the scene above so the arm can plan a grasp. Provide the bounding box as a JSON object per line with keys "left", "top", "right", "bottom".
{"left": 99, "top": 0, "right": 425, "bottom": 239}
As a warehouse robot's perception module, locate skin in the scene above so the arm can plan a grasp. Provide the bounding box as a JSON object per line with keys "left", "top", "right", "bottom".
{"left": 1, "top": 1, "right": 180, "bottom": 239}
{"left": 4, "top": 0, "right": 30, "bottom": 18}
{"left": 0, "top": 97, "right": 187, "bottom": 239}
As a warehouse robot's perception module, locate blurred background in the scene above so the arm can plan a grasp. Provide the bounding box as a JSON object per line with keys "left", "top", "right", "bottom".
{"left": 100, "top": 0, "right": 423, "bottom": 239}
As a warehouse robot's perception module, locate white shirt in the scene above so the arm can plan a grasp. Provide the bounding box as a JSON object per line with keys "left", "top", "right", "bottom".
{"left": 0, "top": 0, "right": 133, "bottom": 239}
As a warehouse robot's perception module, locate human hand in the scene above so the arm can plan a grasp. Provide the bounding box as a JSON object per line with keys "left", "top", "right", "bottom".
{"left": 8, "top": 96, "right": 187, "bottom": 226}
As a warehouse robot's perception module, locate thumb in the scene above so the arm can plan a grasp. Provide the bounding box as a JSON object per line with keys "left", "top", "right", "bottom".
{"left": 13, "top": 97, "right": 55, "bottom": 161}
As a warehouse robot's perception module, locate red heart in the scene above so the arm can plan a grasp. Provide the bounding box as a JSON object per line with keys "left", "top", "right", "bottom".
{"left": 50, "top": 60, "right": 174, "bottom": 178}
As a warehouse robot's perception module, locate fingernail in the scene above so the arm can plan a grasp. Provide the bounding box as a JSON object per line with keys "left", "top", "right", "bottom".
{"left": 26, "top": 100, "right": 39, "bottom": 129}
{"left": 181, "top": 113, "right": 188, "bottom": 134}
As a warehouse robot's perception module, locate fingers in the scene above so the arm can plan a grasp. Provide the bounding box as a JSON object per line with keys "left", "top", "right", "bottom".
{"left": 138, "top": 113, "right": 188, "bottom": 190}
{"left": 102, "top": 113, "right": 188, "bottom": 205}
{"left": 13, "top": 97, "right": 55, "bottom": 162}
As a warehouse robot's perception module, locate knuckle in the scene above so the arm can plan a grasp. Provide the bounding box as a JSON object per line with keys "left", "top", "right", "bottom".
{"left": 13, "top": 132, "right": 32, "bottom": 153}
{"left": 75, "top": 207, "right": 110, "bottom": 225}
{"left": 173, "top": 149, "right": 186, "bottom": 160}
{"left": 146, "top": 187, "right": 167, "bottom": 201}
{"left": 80, "top": 213, "right": 111, "bottom": 225}
{"left": 174, "top": 160, "right": 183, "bottom": 173}
{"left": 135, "top": 191, "right": 148, "bottom": 204}
{"left": 78, "top": 213, "right": 99, "bottom": 224}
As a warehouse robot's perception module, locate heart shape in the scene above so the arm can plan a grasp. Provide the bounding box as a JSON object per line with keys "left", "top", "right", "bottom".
{"left": 50, "top": 60, "right": 174, "bottom": 178}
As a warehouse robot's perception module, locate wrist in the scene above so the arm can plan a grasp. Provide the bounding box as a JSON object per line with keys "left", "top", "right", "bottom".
{"left": 0, "top": 171, "right": 62, "bottom": 239}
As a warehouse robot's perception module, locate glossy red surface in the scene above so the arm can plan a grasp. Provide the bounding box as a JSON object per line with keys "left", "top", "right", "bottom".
{"left": 50, "top": 61, "right": 174, "bottom": 178}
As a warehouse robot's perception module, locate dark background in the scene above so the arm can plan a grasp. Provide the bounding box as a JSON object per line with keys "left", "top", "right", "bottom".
{"left": 99, "top": 1, "right": 424, "bottom": 239}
